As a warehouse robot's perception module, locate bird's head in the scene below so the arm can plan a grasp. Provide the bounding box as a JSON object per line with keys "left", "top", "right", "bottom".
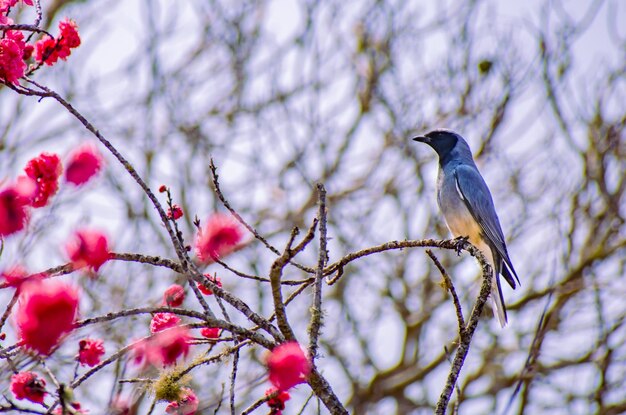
{"left": 412, "top": 129, "right": 463, "bottom": 159}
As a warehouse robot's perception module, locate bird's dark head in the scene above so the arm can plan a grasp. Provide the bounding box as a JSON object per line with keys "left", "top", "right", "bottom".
{"left": 412, "top": 129, "right": 463, "bottom": 159}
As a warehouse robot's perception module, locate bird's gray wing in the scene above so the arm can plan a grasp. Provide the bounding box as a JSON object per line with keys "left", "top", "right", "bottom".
{"left": 453, "top": 164, "right": 520, "bottom": 288}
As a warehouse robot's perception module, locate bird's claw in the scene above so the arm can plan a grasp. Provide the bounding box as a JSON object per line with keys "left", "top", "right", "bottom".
{"left": 454, "top": 236, "right": 469, "bottom": 256}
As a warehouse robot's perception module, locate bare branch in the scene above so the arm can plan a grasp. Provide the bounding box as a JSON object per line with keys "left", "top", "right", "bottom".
{"left": 426, "top": 249, "right": 465, "bottom": 332}
{"left": 308, "top": 183, "right": 327, "bottom": 360}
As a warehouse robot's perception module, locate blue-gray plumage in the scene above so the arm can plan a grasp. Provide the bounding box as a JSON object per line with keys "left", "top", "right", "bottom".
{"left": 413, "top": 129, "right": 519, "bottom": 327}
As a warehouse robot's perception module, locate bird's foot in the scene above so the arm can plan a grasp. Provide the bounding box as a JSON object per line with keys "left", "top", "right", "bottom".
{"left": 453, "top": 236, "right": 469, "bottom": 256}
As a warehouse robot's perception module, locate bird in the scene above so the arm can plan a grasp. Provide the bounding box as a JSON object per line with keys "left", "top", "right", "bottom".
{"left": 412, "top": 129, "right": 519, "bottom": 327}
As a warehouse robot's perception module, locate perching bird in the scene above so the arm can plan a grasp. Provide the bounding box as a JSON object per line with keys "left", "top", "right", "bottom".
{"left": 413, "top": 129, "right": 519, "bottom": 327}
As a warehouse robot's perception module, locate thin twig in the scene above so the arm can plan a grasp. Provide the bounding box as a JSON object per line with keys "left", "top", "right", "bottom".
{"left": 426, "top": 249, "right": 465, "bottom": 331}
{"left": 308, "top": 183, "right": 327, "bottom": 360}
{"left": 240, "top": 395, "right": 270, "bottom": 415}
{"left": 502, "top": 278, "right": 556, "bottom": 415}
{"left": 229, "top": 348, "right": 239, "bottom": 415}
{"left": 32, "top": 0, "right": 43, "bottom": 29}
{"left": 214, "top": 258, "right": 268, "bottom": 282}
{"left": 0, "top": 291, "right": 18, "bottom": 333}
{"left": 212, "top": 383, "right": 226, "bottom": 415}
{"left": 175, "top": 341, "right": 249, "bottom": 380}
{"left": 296, "top": 392, "right": 316, "bottom": 415}
{"left": 325, "top": 238, "right": 484, "bottom": 283}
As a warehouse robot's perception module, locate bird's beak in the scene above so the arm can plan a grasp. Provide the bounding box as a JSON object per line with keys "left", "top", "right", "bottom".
{"left": 412, "top": 135, "right": 429, "bottom": 143}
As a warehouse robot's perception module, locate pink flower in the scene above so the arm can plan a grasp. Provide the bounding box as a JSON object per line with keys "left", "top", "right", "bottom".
{"left": 58, "top": 18, "right": 80, "bottom": 48}
{"left": 10, "top": 371, "right": 47, "bottom": 403}
{"left": 110, "top": 396, "right": 131, "bottom": 415}
{"left": 0, "top": 30, "right": 27, "bottom": 84}
{"left": 167, "top": 205, "right": 183, "bottom": 220}
{"left": 266, "top": 342, "right": 311, "bottom": 391}
{"left": 150, "top": 312, "right": 180, "bottom": 333}
{"left": 77, "top": 338, "right": 105, "bottom": 367}
{"left": 158, "top": 185, "right": 167, "bottom": 193}
{"left": 15, "top": 279, "right": 79, "bottom": 355}
{"left": 22, "top": 43, "right": 34, "bottom": 60}
{"left": 52, "top": 402, "right": 87, "bottom": 414}
{"left": 0, "top": 183, "right": 31, "bottom": 236}
{"left": 0, "top": 265, "right": 44, "bottom": 290}
{"left": 197, "top": 273, "right": 221, "bottom": 296}
{"left": 163, "top": 284, "right": 185, "bottom": 307}
{"left": 23, "top": 152, "right": 62, "bottom": 208}
{"left": 165, "top": 388, "right": 199, "bottom": 415}
{"left": 131, "top": 340, "right": 150, "bottom": 367}
{"left": 133, "top": 326, "right": 190, "bottom": 368}
{"left": 65, "top": 144, "right": 103, "bottom": 186}
{"left": 66, "top": 228, "right": 111, "bottom": 272}
{"left": 157, "top": 327, "right": 191, "bottom": 366}
{"left": 265, "top": 387, "right": 290, "bottom": 415}
{"left": 194, "top": 213, "right": 243, "bottom": 263}
{"left": 15, "top": 174, "right": 38, "bottom": 198}
{"left": 34, "top": 36, "right": 57, "bottom": 65}
{"left": 1, "top": 0, "right": 34, "bottom": 9}
{"left": 35, "top": 18, "right": 80, "bottom": 66}
{"left": 200, "top": 327, "right": 220, "bottom": 339}
{"left": 1, "top": 265, "right": 27, "bottom": 288}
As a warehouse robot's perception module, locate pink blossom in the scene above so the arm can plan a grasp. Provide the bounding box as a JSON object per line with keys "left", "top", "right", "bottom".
{"left": 150, "top": 312, "right": 180, "bottom": 333}
{"left": 35, "top": 18, "right": 80, "bottom": 66}
{"left": 200, "top": 327, "right": 221, "bottom": 339}
{"left": 0, "top": 30, "right": 27, "bottom": 84}
{"left": 15, "top": 279, "right": 80, "bottom": 355}
{"left": 10, "top": 371, "right": 46, "bottom": 403}
{"left": 65, "top": 144, "right": 103, "bottom": 186}
{"left": 1, "top": 0, "right": 34, "bottom": 9}
{"left": 52, "top": 402, "right": 87, "bottom": 414}
{"left": 0, "top": 265, "right": 44, "bottom": 290}
{"left": 266, "top": 342, "right": 311, "bottom": 391}
{"left": 197, "top": 274, "right": 221, "bottom": 296}
{"left": 23, "top": 152, "right": 63, "bottom": 208}
{"left": 0, "top": 183, "right": 30, "bottom": 237}
{"left": 109, "top": 396, "right": 131, "bottom": 415}
{"left": 59, "top": 18, "right": 80, "bottom": 48}
{"left": 265, "top": 387, "right": 291, "bottom": 415}
{"left": 77, "top": 338, "right": 105, "bottom": 367}
{"left": 163, "top": 284, "right": 185, "bottom": 307}
{"left": 194, "top": 213, "right": 243, "bottom": 263}
{"left": 165, "top": 388, "right": 199, "bottom": 415}
{"left": 156, "top": 327, "right": 191, "bottom": 366}
{"left": 1, "top": 265, "right": 27, "bottom": 287}
{"left": 34, "top": 36, "right": 57, "bottom": 65}
{"left": 167, "top": 205, "right": 183, "bottom": 220}
{"left": 66, "top": 228, "right": 111, "bottom": 272}
{"left": 132, "top": 326, "right": 190, "bottom": 368}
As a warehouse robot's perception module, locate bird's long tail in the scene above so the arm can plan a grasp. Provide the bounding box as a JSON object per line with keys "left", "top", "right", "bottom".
{"left": 491, "top": 274, "right": 508, "bottom": 327}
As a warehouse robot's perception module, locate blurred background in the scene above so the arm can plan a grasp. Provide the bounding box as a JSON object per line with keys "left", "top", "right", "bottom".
{"left": 1, "top": 0, "right": 625, "bottom": 414}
